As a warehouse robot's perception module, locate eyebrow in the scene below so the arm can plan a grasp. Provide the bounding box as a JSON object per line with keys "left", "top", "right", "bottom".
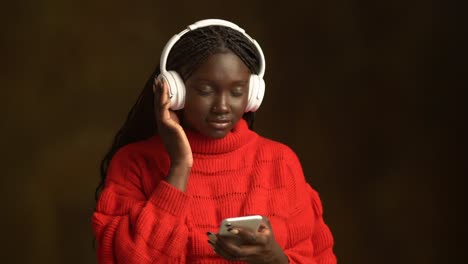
{"left": 190, "top": 78, "right": 248, "bottom": 86}
{"left": 232, "top": 80, "right": 249, "bottom": 86}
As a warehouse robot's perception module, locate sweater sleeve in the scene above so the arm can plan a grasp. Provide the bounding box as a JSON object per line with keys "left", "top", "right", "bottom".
{"left": 283, "top": 185, "right": 336, "bottom": 264}
{"left": 306, "top": 184, "right": 337, "bottom": 264}
{"left": 92, "top": 147, "right": 190, "bottom": 264}
{"left": 282, "top": 148, "right": 337, "bottom": 264}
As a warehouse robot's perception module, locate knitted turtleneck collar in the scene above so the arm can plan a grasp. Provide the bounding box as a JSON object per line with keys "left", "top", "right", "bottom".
{"left": 184, "top": 119, "right": 257, "bottom": 155}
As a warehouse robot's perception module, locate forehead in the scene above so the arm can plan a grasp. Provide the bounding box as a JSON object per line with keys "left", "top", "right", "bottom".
{"left": 189, "top": 51, "right": 251, "bottom": 81}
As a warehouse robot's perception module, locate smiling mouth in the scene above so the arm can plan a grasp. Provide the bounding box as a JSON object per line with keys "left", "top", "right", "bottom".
{"left": 207, "top": 120, "right": 231, "bottom": 130}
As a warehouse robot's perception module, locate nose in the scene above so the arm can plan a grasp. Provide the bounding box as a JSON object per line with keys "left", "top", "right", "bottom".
{"left": 211, "top": 93, "right": 229, "bottom": 113}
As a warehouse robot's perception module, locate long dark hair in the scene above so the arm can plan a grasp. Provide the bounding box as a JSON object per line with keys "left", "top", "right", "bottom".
{"left": 95, "top": 25, "right": 262, "bottom": 200}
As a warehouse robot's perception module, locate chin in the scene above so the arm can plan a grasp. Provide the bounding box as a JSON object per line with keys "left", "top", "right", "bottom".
{"left": 199, "top": 126, "right": 231, "bottom": 139}
{"left": 206, "top": 131, "right": 229, "bottom": 139}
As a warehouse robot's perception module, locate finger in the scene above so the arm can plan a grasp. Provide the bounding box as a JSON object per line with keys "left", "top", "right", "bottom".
{"left": 228, "top": 226, "right": 264, "bottom": 245}
{"left": 212, "top": 243, "right": 234, "bottom": 260}
{"left": 261, "top": 215, "right": 272, "bottom": 227}
{"left": 215, "top": 236, "right": 261, "bottom": 262}
{"left": 209, "top": 236, "right": 231, "bottom": 259}
{"left": 258, "top": 220, "right": 271, "bottom": 233}
{"left": 213, "top": 240, "right": 245, "bottom": 262}
{"left": 236, "top": 227, "right": 256, "bottom": 244}
{"left": 155, "top": 80, "right": 173, "bottom": 122}
{"left": 159, "top": 78, "right": 168, "bottom": 104}
{"left": 153, "top": 78, "right": 163, "bottom": 115}
{"left": 153, "top": 77, "right": 167, "bottom": 104}
{"left": 215, "top": 234, "right": 241, "bottom": 254}
{"left": 206, "top": 232, "right": 217, "bottom": 243}
{"left": 152, "top": 76, "right": 161, "bottom": 94}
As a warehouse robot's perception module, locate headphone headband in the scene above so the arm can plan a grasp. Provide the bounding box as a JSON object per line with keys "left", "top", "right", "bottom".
{"left": 159, "top": 19, "right": 265, "bottom": 78}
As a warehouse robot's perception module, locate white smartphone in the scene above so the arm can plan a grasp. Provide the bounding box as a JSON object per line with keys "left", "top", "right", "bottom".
{"left": 218, "top": 215, "right": 263, "bottom": 236}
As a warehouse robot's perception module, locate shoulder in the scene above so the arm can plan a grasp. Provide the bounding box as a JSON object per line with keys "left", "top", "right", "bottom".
{"left": 109, "top": 136, "right": 168, "bottom": 169}
{"left": 115, "top": 135, "right": 163, "bottom": 156}
{"left": 255, "top": 135, "right": 301, "bottom": 164}
{"left": 105, "top": 136, "right": 170, "bottom": 188}
{"left": 251, "top": 135, "right": 304, "bottom": 181}
{"left": 255, "top": 135, "right": 307, "bottom": 183}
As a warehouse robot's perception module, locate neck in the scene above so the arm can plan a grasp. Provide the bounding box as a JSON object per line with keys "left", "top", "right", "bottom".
{"left": 185, "top": 119, "right": 256, "bottom": 154}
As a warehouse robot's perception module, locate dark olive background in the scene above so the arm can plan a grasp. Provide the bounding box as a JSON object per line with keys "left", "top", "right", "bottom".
{"left": 2, "top": 0, "right": 465, "bottom": 263}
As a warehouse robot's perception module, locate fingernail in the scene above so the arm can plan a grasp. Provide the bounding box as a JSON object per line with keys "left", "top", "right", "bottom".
{"left": 207, "top": 239, "right": 215, "bottom": 245}
{"left": 227, "top": 228, "right": 239, "bottom": 235}
{"left": 226, "top": 223, "right": 232, "bottom": 227}
{"left": 206, "top": 232, "right": 213, "bottom": 236}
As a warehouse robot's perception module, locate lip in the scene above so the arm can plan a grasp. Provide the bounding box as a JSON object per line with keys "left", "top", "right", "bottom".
{"left": 207, "top": 119, "right": 232, "bottom": 130}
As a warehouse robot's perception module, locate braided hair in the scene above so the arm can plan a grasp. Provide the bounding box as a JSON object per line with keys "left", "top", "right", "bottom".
{"left": 95, "top": 26, "right": 262, "bottom": 200}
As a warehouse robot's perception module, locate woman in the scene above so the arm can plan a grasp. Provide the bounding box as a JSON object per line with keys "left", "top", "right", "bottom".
{"left": 93, "top": 19, "right": 336, "bottom": 263}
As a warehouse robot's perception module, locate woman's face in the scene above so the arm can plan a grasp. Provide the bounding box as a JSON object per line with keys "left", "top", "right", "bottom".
{"left": 182, "top": 51, "right": 251, "bottom": 139}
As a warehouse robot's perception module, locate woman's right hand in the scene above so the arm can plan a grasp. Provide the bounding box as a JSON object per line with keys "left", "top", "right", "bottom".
{"left": 154, "top": 77, "right": 193, "bottom": 190}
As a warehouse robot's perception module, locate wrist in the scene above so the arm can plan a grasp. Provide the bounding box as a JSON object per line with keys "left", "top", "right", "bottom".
{"left": 165, "top": 163, "right": 192, "bottom": 192}
{"left": 270, "top": 242, "right": 288, "bottom": 264}
{"left": 274, "top": 252, "right": 288, "bottom": 264}
{"left": 170, "top": 155, "right": 193, "bottom": 168}
{"left": 170, "top": 160, "right": 192, "bottom": 168}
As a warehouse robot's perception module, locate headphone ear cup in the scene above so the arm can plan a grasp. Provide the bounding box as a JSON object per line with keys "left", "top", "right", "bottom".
{"left": 159, "top": 71, "right": 186, "bottom": 110}
{"left": 245, "top": 74, "right": 265, "bottom": 112}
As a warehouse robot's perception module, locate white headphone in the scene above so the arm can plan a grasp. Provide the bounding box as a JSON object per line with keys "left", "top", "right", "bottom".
{"left": 156, "top": 19, "right": 266, "bottom": 112}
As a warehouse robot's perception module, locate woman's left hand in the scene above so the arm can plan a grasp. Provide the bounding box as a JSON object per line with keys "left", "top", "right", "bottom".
{"left": 208, "top": 217, "right": 289, "bottom": 264}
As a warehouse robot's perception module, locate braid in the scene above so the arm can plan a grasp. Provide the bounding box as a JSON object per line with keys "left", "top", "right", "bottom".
{"left": 95, "top": 25, "right": 261, "bottom": 200}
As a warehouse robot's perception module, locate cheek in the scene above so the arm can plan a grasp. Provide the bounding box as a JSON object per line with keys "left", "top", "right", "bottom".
{"left": 233, "top": 96, "right": 249, "bottom": 112}
{"left": 183, "top": 98, "right": 207, "bottom": 120}
{"left": 184, "top": 92, "right": 202, "bottom": 111}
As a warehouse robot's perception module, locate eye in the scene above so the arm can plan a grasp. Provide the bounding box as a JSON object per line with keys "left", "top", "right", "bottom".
{"left": 196, "top": 85, "right": 214, "bottom": 96}
{"left": 231, "top": 87, "right": 245, "bottom": 97}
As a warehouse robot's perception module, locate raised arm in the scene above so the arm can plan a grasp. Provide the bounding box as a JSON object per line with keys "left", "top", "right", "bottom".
{"left": 92, "top": 149, "right": 191, "bottom": 263}
{"left": 92, "top": 78, "right": 194, "bottom": 263}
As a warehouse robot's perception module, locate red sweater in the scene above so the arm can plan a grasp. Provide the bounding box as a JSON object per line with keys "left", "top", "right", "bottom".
{"left": 93, "top": 119, "right": 336, "bottom": 263}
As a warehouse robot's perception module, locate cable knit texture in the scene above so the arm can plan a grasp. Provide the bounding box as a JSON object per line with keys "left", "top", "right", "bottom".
{"left": 93, "top": 119, "right": 336, "bottom": 263}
